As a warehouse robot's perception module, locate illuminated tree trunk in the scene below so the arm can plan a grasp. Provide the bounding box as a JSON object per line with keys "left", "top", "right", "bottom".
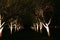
{"left": 0, "top": 14, "right": 5, "bottom": 37}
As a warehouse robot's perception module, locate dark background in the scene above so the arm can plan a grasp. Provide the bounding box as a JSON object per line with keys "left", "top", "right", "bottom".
{"left": 0, "top": 0, "right": 60, "bottom": 40}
